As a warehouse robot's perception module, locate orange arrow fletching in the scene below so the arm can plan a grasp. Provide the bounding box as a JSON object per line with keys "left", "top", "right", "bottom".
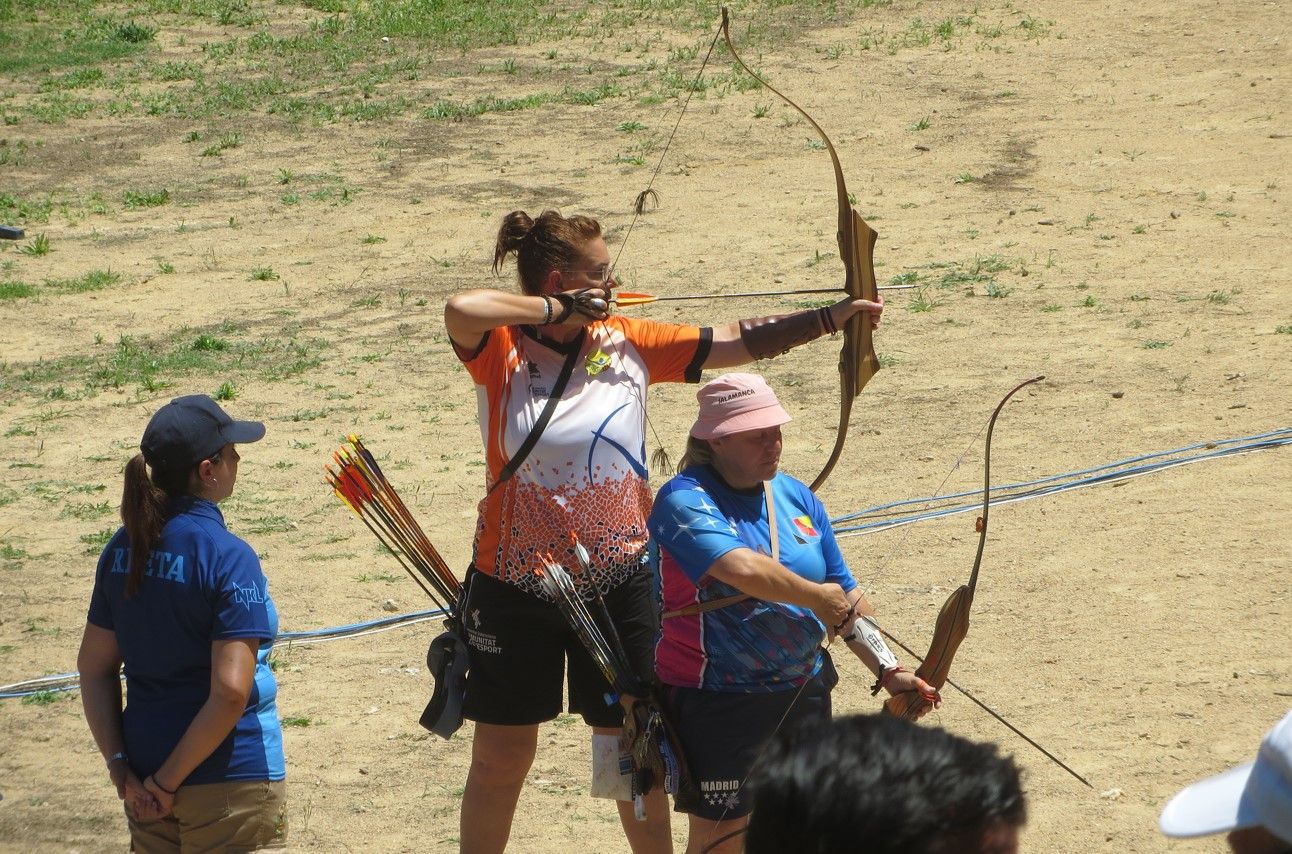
{"left": 612, "top": 291, "right": 657, "bottom": 307}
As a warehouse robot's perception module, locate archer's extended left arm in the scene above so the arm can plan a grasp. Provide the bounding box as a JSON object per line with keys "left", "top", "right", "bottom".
{"left": 840, "top": 599, "right": 941, "bottom": 714}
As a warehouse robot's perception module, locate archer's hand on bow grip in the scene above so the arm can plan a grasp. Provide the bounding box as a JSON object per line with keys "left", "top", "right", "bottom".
{"left": 840, "top": 293, "right": 884, "bottom": 331}
{"left": 881, "top": 671, "right": 941, "bottom": 721}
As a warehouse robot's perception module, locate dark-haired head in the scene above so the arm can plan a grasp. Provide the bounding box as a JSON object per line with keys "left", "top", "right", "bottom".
{"left": 745, "top": 714, "right": 1026, "bottom": 854}
{"left": 119, "top": 395, "right": 263, "bottom": 596}
{"left": 492, "top": 209, "right": 603, "bottom": 295}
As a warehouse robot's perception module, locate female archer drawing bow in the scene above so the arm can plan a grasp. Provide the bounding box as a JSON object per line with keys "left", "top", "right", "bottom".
{"left": 438, "top": 207, "right": 884, "bottom": 852}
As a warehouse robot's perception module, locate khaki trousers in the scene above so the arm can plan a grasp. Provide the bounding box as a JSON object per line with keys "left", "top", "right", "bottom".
{"left": 127, "top": 778, "right": 287, "bottom": 853}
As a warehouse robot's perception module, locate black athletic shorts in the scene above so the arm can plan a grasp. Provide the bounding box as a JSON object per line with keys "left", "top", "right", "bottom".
{"left": 663, "top": 653, "right": 837, "bottom": 820}
{"left": 460, "top": 562, "right": 658, "bottom": 728}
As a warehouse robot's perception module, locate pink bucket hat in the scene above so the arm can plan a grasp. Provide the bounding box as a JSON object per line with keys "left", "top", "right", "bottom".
{"left": 690, "top": 373, "right": 791, "bottom": 441}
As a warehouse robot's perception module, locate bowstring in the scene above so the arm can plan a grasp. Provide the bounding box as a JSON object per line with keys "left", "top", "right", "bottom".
{"left": 597, "top": 16, "right": 727, "bottom": 476}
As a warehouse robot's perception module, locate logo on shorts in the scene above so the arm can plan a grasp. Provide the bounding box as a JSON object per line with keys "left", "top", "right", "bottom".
{"left": 700, "top": 779, "right": 741, "bottom": 809}
{"left": 467, "top": 628, "right": 501, "bottom": 655}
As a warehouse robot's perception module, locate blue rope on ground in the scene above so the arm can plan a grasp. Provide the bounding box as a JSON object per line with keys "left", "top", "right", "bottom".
{"left": 831, "top": 427, "right": 1291, "bottom": 536}
{"left": 4, "top": 428, "right": 1287, "bottom": 700}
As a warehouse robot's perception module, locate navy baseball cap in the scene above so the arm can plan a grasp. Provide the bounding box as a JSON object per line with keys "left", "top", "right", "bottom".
{"left": 140, "top": 395, "right": 265, "bottom": 472}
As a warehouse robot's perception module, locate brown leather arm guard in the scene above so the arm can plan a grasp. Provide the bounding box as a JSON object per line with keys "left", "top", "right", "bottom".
{"left": 738, "top": 306, "right": 837, "bottom": 360}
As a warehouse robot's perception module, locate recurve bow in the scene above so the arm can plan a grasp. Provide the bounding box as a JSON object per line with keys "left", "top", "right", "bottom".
{"left": 884, "top": 376, "right": 1045, "bottom": 719}
{"left": 719, "top": 7, "right": 880, "bottom": 492}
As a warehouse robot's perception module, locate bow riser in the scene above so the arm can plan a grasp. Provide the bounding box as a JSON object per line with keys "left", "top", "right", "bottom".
{"left": 842, "top": 208, "right": 881, "bottom": 399}
{"left": 883, "top": 583, "right": 971, "bottom": 720}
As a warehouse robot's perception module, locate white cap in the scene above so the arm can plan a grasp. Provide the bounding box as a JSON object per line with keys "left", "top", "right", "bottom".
{"left": 1159, "top": 710, "right": 1292, "bottom": 843}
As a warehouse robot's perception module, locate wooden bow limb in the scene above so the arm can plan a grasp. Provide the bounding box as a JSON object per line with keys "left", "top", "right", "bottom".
{"left": 612, "top": 285, "right": 914, "bottom": 307}
{"left": 883, "top": 376, "right": 1045, "bottom": 721}
{"left": 719, "top": 7, "right": 881, "bottom": 493}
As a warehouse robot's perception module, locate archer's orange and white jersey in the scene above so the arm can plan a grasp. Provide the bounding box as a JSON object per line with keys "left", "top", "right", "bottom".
{"left": 457, "top": 317, "right": 707, "bottom": 599}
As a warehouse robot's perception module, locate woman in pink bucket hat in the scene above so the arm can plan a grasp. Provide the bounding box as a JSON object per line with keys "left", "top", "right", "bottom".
{"left": 648, "top": 372, "right": 939, "bottom": 853}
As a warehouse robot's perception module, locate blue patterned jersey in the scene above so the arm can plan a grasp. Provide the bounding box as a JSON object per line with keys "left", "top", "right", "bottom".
{"left": 648, "top": 467, "right": 855, "bottom": 692}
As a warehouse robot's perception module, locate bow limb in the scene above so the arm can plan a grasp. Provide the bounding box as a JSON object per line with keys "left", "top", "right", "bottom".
{"left": 884, "top": 375, "right": 1045, "bottom": 720}
{"left": 719, "top": 8, "right": 880, "bottom": 492}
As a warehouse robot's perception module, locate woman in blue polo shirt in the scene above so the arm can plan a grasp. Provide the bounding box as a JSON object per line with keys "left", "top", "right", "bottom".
{"left": 648, "top": 374, "right": 940, "bottom": 854}
{"left": 77, "top": 395, "right": 286, "bottom": 851}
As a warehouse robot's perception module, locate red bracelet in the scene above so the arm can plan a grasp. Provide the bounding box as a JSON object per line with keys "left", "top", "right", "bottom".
{"left": 870, "top": 665, "right": 907, "bottom": 696}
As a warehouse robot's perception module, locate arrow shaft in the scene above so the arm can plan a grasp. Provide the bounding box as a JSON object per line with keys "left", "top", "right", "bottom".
{"left": 614, "top": 285, "right": 912, "bottom": 306}
{"left": 882, "top": 628, "right": 1092, "bottom": 788}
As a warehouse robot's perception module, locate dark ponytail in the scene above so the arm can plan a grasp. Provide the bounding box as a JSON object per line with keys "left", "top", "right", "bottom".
{"left": 492, "top": 209, "right": 603, "bottom": 295}
{"left": 119, "top": 453, "right": 193, "bottom": 597}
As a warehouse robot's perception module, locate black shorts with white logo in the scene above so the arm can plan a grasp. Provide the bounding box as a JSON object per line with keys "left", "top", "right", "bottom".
{"left": 663, "top": 653, "right": 837, "bottom": 820}
{"left": 460, "top": 562, "right": 658, "bottom": 728}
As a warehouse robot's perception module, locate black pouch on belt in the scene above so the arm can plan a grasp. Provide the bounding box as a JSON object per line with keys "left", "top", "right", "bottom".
{"left": 419, "top": 618, "right": 470, "bottom": 739}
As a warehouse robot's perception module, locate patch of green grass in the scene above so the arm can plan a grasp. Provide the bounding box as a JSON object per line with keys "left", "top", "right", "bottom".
{"left": 123, "top": 188, "right": 170, "bottom": 209}
{"left": 1142, "top": 340, "right": 1170, "bottom": 350}
{"left": 356, "top": 572, "right": 402, "bottom": 583}
{"left": 907, "top": 289, "right": 941, "bottom": 312}
{"left": 0, "top": 193, "right": 53, "bottom": 224}
{"left": 44, "top": 269, "right": 121, "bottom": 293}
{"left": 39, "top": 67, "right": 105, "bottom": 91}
{"left": 0, "top": 13, "right": 157, "bottom": 76}
{"left": 281, "top": 715, "right": 312, "bottom": 727}
{"left": 200, "top": 132, "right": 242, "bottom": 157}
{"left": 245, "top": 515, "right": 294, "bottom": 534}
{"left": 0, "top": 280, "right": 36, "bottom": 300}
{"left": 1, "top": 541, "right": 29, "bottom": 559}
{"left": 192, "top": 335, "right": 228, "bottom": 351}
{"left": 22, "top": 690, "right": 60, "bottom": 706}
{"left": 1, "top": 323, "right": 326, "bottom": 402}
{"left": 19, "top": 233, "right": 51, "bottom": 256}
{"left": 423, "top": 84, "right": 621, "bottom": 121}
{"left": 80, "top": 527, "right": 116, "bottom": 555}
{"left": 249, "top": 266, "right": 278, "bottom": 281}
{"left": 923, "top": 255, "right": 1011, "bottom": 293}
{"left": 61, "top": 500, "right": 113, "bottom": 520}
{"left": 0, "top": 139, "right": 31, "bottom": 166}
{"left": 1276, "top": 325, "right": 1292, "bottom": 335}
{"left": 213, "top": 381, "right": 237, "bottom": 401}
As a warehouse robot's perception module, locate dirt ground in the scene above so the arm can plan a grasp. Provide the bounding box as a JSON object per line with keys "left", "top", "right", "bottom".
{"left": 1, "top": 0, "right": 1289, "bottom": 851}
